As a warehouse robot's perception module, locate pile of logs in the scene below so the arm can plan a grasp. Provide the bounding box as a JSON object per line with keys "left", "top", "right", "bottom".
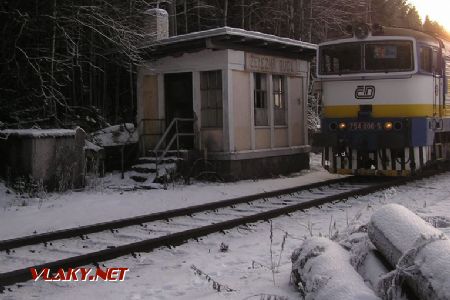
{"left": 368, "top": 203, "right": 450, "bottom": 300}
{"left": 291, "top": 204, "right": 450, "bottom": 300}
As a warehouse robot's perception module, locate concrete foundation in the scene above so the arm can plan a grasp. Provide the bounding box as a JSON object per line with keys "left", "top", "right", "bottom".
{"left": 210, "top": 153, "right": 310, "bottom": 181}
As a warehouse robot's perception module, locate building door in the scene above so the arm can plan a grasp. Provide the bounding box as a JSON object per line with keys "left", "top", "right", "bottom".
{"left": 164, "top": 72, "right": 194, "bottom": 148}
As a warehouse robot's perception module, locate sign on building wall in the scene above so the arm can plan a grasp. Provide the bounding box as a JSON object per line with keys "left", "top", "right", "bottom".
{"left": 245, "top": 53, "right": 302, "bottom": 76}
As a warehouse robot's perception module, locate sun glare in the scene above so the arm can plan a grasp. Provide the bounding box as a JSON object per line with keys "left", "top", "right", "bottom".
{"left": 407, "top": 0, "right": 450, "bottom": 32}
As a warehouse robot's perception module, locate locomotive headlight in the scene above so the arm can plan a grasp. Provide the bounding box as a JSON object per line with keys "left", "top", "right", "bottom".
{"left": 394, "top": 121, "right": 402, "bottom": 130}
{"left": 338, "top": 122, "right": 347, "bottom": 130}
{"left": 329, "top": 123, "right": 337, "bottom": 131}
{"left": 384, "top": 122, "right": 393, "bottom": 131}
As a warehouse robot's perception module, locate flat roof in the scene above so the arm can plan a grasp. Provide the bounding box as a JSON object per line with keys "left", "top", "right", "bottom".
{"left": 0, "top": 129, "right": 76, "bottom": 138}
{"left": 142, "top": 27, "right": 317, "bottom": 59}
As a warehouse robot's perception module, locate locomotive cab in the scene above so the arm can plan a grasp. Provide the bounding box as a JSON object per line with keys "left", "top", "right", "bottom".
{"left": 314, "top": 24, "right": 450, "bottom": 176}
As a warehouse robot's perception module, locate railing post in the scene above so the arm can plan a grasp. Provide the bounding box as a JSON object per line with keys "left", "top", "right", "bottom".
{"left": 145, "top": 118, "right": 195, "bottom": 182}
{"left": 176, "top": 119, "right": 180, "bottom": 157}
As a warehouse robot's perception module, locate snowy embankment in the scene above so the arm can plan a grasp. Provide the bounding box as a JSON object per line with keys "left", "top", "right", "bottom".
{"left": 369, "top": 204, "right": 450, "bottom": 300}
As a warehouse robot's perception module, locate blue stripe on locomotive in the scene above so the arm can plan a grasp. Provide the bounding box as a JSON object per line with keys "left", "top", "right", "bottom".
{"left": 319, "top": 117, "right": 439, "bottom": 150}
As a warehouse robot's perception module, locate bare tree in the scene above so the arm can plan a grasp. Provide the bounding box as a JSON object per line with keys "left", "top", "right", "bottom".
{"left": 0, "top": 0, "right": 153, "bottom": 129}
{"left": 1, "top": 0, "right": 430, "bottom": 131}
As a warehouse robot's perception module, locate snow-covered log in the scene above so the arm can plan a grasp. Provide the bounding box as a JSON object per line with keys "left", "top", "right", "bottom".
{"left": 291, "top": 237, "right": 380, "bottom": 300}
{"left": 368, "top": 203, "right": 450, "bottom": 300}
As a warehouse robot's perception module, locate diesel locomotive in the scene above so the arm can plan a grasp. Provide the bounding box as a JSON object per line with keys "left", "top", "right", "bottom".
{"left": 314, "top": 24, "right": 450, "bottom": 176}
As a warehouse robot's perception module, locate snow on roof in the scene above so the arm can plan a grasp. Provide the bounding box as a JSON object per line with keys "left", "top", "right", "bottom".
{"left": 146, "top": 26, "right": 317, "bottom": 50}
{"left": 0, "top": 129, "right": 76, "bottom": 138}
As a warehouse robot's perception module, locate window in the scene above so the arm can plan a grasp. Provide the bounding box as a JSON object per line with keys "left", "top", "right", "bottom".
{"left": 273, "top": 75, "right": 286, "bottom": 125}
{"left": 254, "top": 73, "right": 268, "bottom": 126}
{"left": 365, "top": 41, "right": 413, "bottom": 72}
{"left": 420, "top": 47, "right": 432, "bottom": 73}
{"left": 319, "top": 43, "right": 362, "bottom": 75}
{"left": 433, "top": 50, "right": 440, "bottom": 74}
{"left": 420, "top": 47, "right": 441, "bottom": 74}
{"left": 319, "top": 41, "right": 413, "bottom": 75}
{"left": 201, "top": 70, "right": 223, "bottom": 128}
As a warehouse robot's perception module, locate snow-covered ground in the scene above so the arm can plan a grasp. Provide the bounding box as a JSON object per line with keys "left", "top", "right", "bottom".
{"left": 0, "top": 155, "right": 339, "bottom": 240}
{"left": 2, "top": 154, "right": 450, "bottom": 299}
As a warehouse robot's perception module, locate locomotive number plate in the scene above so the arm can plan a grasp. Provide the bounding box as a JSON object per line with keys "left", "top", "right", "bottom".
{"left": 348, "top": 122, "right": 382, "bottom": 131}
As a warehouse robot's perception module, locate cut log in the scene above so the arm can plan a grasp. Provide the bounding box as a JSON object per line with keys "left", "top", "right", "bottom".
{"left": 339, "top": 229, "right": 391, "bottom": 294}
{"left": 291, "top": 237, "right": 380, "bottom": 300}
{"left": 357, "top": 250, "right": 390, "bottom": 292}
{"left": 368, "top": 203, "right": 450, "bottom": 300}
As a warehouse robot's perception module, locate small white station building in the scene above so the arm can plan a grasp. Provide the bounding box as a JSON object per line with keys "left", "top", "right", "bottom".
{"left": 137, "top": 27, "right": 316, "bottom": 180}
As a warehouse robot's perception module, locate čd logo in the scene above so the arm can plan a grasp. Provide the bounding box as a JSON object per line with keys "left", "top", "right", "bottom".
{"left": 355, "top": 85, "right": 375, "bottom": 99}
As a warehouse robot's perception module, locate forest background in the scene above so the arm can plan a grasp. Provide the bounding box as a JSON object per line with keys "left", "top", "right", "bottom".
{"left": 1, "top": 0, "right": 448, "bottom": 130}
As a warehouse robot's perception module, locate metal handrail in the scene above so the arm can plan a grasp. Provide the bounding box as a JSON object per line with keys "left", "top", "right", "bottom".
{"left": 153, "top": 118, "right": 177, "bottom": 155}
{"left": 152, "top": 118, "right": 195, "bottom": 177}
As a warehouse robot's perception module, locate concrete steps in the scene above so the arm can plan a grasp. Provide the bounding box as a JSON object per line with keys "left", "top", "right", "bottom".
{"left": 130, "top": 150, "right": 186, "bottom": 185}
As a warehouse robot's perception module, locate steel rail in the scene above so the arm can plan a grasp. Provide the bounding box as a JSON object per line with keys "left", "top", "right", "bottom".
{"left": 0, "top": 177, "right": 355, "bottom": 251}
{"left": 0, "top": 174, "right": 420, "bottom": 287}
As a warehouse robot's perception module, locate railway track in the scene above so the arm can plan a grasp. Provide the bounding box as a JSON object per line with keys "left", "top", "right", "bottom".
{"left": 0, "top": 173, "right": 437, "bottom": 287}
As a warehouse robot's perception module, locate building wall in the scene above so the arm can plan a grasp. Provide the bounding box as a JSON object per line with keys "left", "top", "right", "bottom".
{"left": 0, "top": 129, "right": 85, "bottom": 190}
{"left": 227, "top": 50, "right": 309, "bottom": 154}
{"left": 288, "top": 76, "right": 307, "bottom": 146}
{"left": 255, "top": 128, "right": 271, "bottom": 149}
{"left": 232, "top": 70, "right": 252, "bottom": 151}
{"left": 139, "top": 75, "right": 160, "bottom": 152}
{"left": 137, "top": 49, "right": 229, "bottom": 154}
{"left": 137, "top": 49, "right": 310, "bottom": 159}
{"left": 274, "top": 127, "right": 289, "bottom": 147}
{"left": 201, "top": 129, "right": 223, "bottom": 152}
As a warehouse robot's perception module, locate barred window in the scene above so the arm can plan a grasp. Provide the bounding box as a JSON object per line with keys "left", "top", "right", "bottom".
{"left": 201, "top": 70, "right": 223, "bottom": 128}
{"left": 273, "top": 75, "right": 286, "bottom": 125}
{"left": 254, "top": 73, "right": 268, "bottom": 126}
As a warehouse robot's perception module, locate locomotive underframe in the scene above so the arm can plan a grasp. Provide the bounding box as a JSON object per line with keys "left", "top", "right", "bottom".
{"left": 315, "top": 117, "right": 450, "bottom": 176}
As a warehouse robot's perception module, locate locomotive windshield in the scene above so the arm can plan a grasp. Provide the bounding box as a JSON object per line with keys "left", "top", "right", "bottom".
{"left": 319, "top": 41, "right": 413, "bottom": 75}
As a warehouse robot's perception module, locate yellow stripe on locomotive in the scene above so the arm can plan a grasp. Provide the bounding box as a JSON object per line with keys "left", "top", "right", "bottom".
{"left": 324, "top": 104, "right": 450, "bottom": 118}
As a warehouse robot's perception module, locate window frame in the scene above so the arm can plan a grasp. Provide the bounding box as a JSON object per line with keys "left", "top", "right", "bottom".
{"left": 272, "top": 75, "right": 287, "bottom": 126}
{"left": 254, "top": 73, "right": 269, "bottom": 127}
{"left": 420, "top": 46, "right": 433, "bottom": 73}
{"left": 200, "top": 70, "right": 223, "bottom": 129}
{"left": 318, "top": 40, "right": 415, "bottom": 76}
{"left": 319, "top": 42, "right": 363, "bottom": 75}
{"left": 364, "top": 41, "right": 414, "bottom": 73}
